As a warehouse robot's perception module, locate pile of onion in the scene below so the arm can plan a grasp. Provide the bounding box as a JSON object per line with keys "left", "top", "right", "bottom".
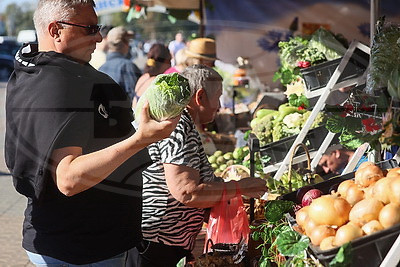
{"left": 349, "top": 198, "right": 384, "bottom": 226}
{"left": 293, "top": 162, "right": 400, "bottom": 252}
{"left": 354, "top": 163, "right": 383, "bottom": 187}
{"left": 308, "top": 194, "right": 351, "bottom": 227}
{"left": 379, "top": 203, "right": 400, "bottom": 229}
{"left": 334, "top": 222, "right": 363, "bottom": 246}
{"left": 388, "top": 177, "right": 400, "bottom": 203}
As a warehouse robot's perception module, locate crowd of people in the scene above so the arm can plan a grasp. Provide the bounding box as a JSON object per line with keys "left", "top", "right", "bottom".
{"left": 5, "top": 0, "right": 267, "bottom": 266}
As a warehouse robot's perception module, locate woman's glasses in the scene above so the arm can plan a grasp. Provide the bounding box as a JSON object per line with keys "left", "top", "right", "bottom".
{"left": 56, "top": 21, "right": 102, "bottom": 35}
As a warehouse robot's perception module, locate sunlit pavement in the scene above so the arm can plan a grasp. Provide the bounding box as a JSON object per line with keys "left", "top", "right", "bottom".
{"left": 0, "top": 82, "right": 34, "bottom": 266}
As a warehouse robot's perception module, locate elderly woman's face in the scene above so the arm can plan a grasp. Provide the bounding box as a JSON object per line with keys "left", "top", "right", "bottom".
{"left": 199, "top": 83, "right": 222, "bottom": 124}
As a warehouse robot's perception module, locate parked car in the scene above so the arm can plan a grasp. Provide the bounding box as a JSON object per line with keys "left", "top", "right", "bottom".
{"left": 0, "top": 54, "right": 14, "bottom": 82}
{"left": 0, "top": 36, "right": 20, "bottom": 57}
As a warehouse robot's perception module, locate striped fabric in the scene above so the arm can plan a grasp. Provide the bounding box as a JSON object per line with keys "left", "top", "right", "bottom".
{"left": 141, "top": 109, "right": 216, "bottom": 250}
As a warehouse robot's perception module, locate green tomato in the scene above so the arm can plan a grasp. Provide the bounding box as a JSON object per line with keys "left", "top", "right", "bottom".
{"left": 214, "top": 150, "right": 223, "bottom": 157}
{"left": 219, "top": 164, "right": 227, "bottom": 171}
{"left": 208, "top": 155, "right": 217, "bottom": 164}
{"left": 211, "top": 163, "right": 218, "bottom": 169}
{"left": 216, "top": 156, "right": 226, "bottom": 165}
{"left": 223, "top": 152, "right": 233, "bottom": 160}
{"left": 226, "top": 160, "right": 234, "bottom": 166}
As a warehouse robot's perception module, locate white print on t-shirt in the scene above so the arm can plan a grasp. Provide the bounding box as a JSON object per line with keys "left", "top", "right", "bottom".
{"left": 98, "top": 104, "right": 109, "bottom": 119}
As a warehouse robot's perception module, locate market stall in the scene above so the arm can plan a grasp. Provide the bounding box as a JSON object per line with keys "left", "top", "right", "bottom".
{"left": 196, "top": 15, "right": 400, "bottom": 267}
{"left": 118, "top": 1, "right": 400, "bottom": 266}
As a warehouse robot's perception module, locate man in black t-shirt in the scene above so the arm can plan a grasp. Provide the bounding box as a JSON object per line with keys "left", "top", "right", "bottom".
{"left": 5, "top": 0, "right": 179, "bottom": 265}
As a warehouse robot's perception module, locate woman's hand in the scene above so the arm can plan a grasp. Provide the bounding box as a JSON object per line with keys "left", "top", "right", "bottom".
{"left": 237, "top": 177, "right": 268, "bottom": 198}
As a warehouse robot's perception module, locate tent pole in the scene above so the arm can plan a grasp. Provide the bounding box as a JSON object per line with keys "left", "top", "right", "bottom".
{"left": 199, "top": 0, "right": 205, "bottom": 37}
{"left": 370, "top": 0, "right": 380, "bottom": 47}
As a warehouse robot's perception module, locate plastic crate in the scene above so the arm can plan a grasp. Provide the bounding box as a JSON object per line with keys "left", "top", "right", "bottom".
{"left": 259, "top": 125, "right": 329, "bottom": 165}
{"left": 280, "top": 159, "right": 399, "bottom": 266}
{"left": 301, "top": 48, "right": 369, "bottom": 92}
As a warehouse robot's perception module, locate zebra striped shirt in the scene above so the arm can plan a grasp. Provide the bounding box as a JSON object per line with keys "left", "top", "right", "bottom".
{"left": 141, "top": 109, "right": 216, "bottom": 250}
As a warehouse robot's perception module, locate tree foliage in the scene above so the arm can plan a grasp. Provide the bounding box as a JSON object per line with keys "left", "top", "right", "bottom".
{"left": 2, "top": 2, "right": 35, "bottom": 36}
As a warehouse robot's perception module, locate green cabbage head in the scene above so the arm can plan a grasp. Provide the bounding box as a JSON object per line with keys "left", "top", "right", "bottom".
{"left": 134, "top": 72, "right": 193, "bottom": 122}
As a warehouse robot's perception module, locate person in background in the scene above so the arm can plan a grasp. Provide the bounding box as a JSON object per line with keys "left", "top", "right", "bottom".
{"left": 126, "top": 65, "right": 268, "bottom": 267}
{"left": 5, "top": 0, "right": 179, "bottom": 265}
{"left": 89, "top": 24, "right": 113, "bottom": 69}
{"left": 132, "top": 43, "right": 171, "bottom": 109}
{"left": 99, "top": 26, "right": 142, "bottom": 102}
{"left": 168, "top": 31, "right": 185, "bottom": 65}
{"left": 185, "top": 37, "right": 217, "bottom": 68}
{"left": 318, "top": 145, "right": 368, "bottom": 175}
{"left": 163, "top": 47, "right": 188, "bottom": 74}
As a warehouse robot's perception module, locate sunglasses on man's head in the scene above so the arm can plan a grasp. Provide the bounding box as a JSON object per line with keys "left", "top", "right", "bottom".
{"left": 56, "top": 21, "right": 102, "bottom": 35}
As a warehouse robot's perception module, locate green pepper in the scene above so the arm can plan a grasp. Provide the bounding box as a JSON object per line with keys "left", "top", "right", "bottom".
{"left": 255, "top": 108, "right": 278, "bottom": 119}
{"left": 275, "top": 106, "right": 299, "bottom": 122}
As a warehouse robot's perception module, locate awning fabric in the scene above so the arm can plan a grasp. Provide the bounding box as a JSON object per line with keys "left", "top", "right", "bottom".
{"left": 136, "top": 0, "right": 200, "bottom": 10}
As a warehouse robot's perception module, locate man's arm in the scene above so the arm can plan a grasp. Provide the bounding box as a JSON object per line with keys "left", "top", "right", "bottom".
{"left": 164, "top": 163, "right": 267, "bottom": 209}
{"left": 51, "top": 102, "right": 179, "bottom": 196}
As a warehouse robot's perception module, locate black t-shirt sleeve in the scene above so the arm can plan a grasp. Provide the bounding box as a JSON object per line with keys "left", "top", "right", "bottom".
{"left": 54, "top": 112, "right": 91, "bottom": 149}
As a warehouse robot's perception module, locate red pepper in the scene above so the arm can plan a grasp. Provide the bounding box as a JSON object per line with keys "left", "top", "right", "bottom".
{"left": 296, "top": 61, "right": 311, "bottom": 68}
{"left": 362, "top": 118, "right": 381, "bottom": 132}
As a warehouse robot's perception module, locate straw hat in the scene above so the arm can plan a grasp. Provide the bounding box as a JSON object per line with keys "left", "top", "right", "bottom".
{"left": 185, "top": 38, "right": 218, "bottom": 61}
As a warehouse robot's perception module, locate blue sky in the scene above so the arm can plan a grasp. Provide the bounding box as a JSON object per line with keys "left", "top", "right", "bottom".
{"left": 0, "top": 0, "right": 37, "bottom": 13}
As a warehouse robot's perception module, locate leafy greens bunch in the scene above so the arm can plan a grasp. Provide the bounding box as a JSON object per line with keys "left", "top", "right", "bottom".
{"left": 273, "top": 28, "right": 346, "bottom": 86}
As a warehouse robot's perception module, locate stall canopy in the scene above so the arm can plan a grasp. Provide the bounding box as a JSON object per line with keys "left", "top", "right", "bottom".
{"left": 203, "top": 0, "right": 400, "bottom": 84}
{"left": 136, "top": 0, "right": 200, "bottom": 10}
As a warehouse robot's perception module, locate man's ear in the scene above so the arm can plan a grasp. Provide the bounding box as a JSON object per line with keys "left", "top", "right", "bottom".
{"left": 48, "top": 22, "right": 61, "bottom": 41}
{"left": 334, "top": 149, "right": 341, "bottom": 159}
{"left": 194, "top": 88, "right": 206, "bottom": 106}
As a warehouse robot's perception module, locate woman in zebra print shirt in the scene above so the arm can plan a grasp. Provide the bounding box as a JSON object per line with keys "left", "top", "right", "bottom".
{"left": 127, "top": 65, "right": 268, "bottom": 267}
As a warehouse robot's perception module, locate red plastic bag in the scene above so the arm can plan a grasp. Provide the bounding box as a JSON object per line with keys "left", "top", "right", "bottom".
{"left": 204, "top": 184, "right": 250, "bottom": 253}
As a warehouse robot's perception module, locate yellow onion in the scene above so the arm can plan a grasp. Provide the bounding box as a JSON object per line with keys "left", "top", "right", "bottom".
{"left": 386, "top": 167, "right": 400, "bottom": 179}
{"left": 308, "top": 195, "right": 351, "bottom": 227}
{"left": 361, "top": 220, "right": 383, "bottom": 235}
{"left": 362, "top": 182, "right": 376, "bottom": 199}
{"left": 357, "top": 161, "right": 376, "bottom": 171}
{"left": 334, "top": 222, "right": 363, "bottom": 246}
{"left": 372, "top": 177, "right": 391, "bottom": 204}
{"left": 349, "top": 198, "right": 384, "bottom": 227}
{"left": 309, "top": 225, "right": 336, "bottom": 246}
{"left": 354, "top": 164, "right": 383, "bottom": 187}
{"left": 296, "top": 206, "right": 309, "bottom": 229}
{"left": 345, "top": 184, "right": 364, "bottom": 206}
{"left": 337, "top": 180, "right": 355, "bottom": 198}
{"left": 319, "top": 236, "right": 336, "bottom": 250}
{"left": 388, "top": 177, "right": 400, "bottom": 204}
{"left": 304, "top": 217, "right": 319, "bottom": 236}
{"left": 379, "top": 203, "right": 400, "bottom": 229}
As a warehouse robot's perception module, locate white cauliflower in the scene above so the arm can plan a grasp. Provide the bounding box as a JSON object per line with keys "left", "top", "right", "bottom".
{"left": 283, "top": 112, "right": 303, "bottom": 128}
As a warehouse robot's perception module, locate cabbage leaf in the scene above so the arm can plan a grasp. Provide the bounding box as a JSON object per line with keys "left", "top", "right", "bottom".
{"left": 134, "top": 72, "right": 193, "bottom": 122}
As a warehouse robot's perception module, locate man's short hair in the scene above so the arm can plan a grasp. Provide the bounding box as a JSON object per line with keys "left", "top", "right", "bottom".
{"left": 33, "top": 0, "right": 96, "bottom": 37}
{"left": 181, "top": 64, "right": 222, "bottom": 98}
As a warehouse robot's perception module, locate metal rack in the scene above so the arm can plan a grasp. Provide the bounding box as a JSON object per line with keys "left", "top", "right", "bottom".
{"left": 247, "top": 40, "right": 371, "bottom": 204}
{"left": 272, "top": 40, "right": 371, "bottom": 182}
